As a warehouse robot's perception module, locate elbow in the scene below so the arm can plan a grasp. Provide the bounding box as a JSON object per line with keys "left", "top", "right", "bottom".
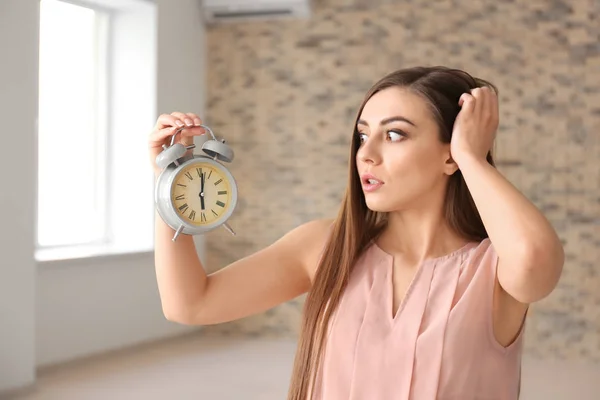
{"left": 162, "top": 307, "right": 188, "bottom": 324}
{"left": 160, "top": 289, "right": 210, "bottom": 326}
{"left": 162, "top": 305, "right": 203, "bottom": 326}
{"left": 518, "top": 242, "right": 564, "bottom": 303}
{"left": 529, "top": 235, "right": 565, "bottom": 281}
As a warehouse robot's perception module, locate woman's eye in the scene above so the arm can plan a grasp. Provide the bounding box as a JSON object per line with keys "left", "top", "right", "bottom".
{"left": 357, "top": 133, "right": 367, "bottom": 142}
{"left": 387, "top": 130, "right": 406, "bottom": 142}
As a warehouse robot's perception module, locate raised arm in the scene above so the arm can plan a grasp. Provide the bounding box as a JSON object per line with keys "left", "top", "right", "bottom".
{"left": 150, "top": 112, "right": 332, "bottom": 325}
{"left": 452, "top": 88, "right": 564, "bottom": 304}
{"left": 155, "top": 214, "right": 331, "bottom": 325}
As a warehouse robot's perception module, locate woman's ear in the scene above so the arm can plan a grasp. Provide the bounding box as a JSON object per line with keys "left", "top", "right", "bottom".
{"left": 443, "top": 150, "right": 459, "bottom": 176}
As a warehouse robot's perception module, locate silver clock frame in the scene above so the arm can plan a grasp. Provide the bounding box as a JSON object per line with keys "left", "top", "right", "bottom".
{"left": 155, "top": 154, "right": 238, "bottom": 241}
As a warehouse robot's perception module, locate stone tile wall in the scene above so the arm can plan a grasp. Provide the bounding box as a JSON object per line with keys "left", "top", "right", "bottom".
{"left": 201, "top": 0, "right": 600, "bottom": 361}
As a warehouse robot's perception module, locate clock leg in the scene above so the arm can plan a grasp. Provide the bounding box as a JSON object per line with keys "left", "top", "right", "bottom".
{"left": 222, "top": 222, "right": 236, "bottom": 236}
{"left": 172, "top": 225, "right": 185, "bottom": 241}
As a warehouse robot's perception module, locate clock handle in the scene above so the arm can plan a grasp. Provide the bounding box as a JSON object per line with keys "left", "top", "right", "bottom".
{"left": 170, "top": 124, "right": 234, "bottom": 163}
{"left": 170, "top": 124, "right": 218, "bottom": 146}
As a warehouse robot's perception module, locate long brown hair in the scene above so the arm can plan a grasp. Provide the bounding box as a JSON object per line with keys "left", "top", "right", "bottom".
{"left": 287, "top": 66, "right": 498, "bottom": 400}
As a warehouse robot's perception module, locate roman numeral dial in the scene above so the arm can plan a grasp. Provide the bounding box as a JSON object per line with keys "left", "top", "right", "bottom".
{"left": 171, "top": 162, "right": 233, "bottom": 226}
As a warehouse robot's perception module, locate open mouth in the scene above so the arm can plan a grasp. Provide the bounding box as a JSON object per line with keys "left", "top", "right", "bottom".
{"left": 361, "top": 174, "right": 383, "bottom": 184}
{"left": 361, "top": 174, "right": 384, "bottom": 191}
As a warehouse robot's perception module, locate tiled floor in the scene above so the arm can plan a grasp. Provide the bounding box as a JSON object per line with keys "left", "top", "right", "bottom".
{"left": 5, "top": 332, "right": 600, "bottom": 400}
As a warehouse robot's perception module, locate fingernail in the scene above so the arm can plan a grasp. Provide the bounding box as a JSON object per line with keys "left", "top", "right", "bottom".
{"left": 184, "top": 119, "right": 193, "bottom": 126}
{"left": 194, "top": 118, "right": 202, "bottom": 125}
{"left": 176, "top": 120, "right": 184, "bottom": 127}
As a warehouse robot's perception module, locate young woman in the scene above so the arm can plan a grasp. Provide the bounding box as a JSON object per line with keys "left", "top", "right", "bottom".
{"left": 148, "top": 66, "right": 564, "bottom": 400}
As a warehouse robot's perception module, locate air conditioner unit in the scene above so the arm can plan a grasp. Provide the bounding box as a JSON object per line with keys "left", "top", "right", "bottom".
{"left": 201, "top": 0, "right": 311, "bottom": 23}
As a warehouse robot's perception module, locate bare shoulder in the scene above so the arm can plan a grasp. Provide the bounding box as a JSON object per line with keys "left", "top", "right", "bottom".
{"left": 282, "top": 218, "right": 334, "bottom": 281}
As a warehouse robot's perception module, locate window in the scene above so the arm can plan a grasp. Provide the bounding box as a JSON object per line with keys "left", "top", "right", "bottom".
{"left": 37, "top": 0, "right": 157, "bottom": 260}
{"left": 38, "top": 0, "right": 108, "bottom": 248}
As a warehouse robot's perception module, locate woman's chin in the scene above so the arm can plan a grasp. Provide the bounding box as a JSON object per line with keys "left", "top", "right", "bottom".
{"left": 364, "top": 198, "right": 395, "bottom": 213}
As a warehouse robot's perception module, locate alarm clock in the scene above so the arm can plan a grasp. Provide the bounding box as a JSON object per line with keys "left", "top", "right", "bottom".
{"left": 154, "top": 124, "right": 238, "bottom": 241}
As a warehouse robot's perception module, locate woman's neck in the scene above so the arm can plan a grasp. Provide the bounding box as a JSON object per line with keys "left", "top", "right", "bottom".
{"left": 376, "top": 209, "right": 471, "bottom": 263}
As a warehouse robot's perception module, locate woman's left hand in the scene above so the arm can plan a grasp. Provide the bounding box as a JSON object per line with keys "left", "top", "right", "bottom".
{"left": 451, "top": 86, "right": 499, "bottom": 165}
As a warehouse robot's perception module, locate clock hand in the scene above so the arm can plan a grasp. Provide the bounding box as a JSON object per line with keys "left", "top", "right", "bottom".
{"left": 200, "top": 172, "right": 205, "bottom": 210}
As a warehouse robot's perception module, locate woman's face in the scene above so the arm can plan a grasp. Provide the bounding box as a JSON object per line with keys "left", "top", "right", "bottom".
{"left": 355, "top": 86, "right": 457, "bottom": 213}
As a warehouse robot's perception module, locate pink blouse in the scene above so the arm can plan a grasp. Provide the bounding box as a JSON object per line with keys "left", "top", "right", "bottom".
{"left": 313, "top": 238, "right": 525, "bottom": 399}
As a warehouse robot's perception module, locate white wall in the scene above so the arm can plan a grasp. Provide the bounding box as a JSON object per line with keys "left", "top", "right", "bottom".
{"left": 0, "top": 0, "right": 208, "bottom": 393}
{"left": 156, "top": 0, "right": 207, "bottom": 121}
{"left": 0, "top": 0, "right": 38, "bottom": 393}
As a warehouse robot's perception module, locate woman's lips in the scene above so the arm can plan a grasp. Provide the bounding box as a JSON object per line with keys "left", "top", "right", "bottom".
{"left": 361, "top": 174, "right": 384, "bottom": 192}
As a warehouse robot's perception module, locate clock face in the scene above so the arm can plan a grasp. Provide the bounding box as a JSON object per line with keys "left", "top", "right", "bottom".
{"left": 171, "top": 162, "right": 233, "bottom": 226}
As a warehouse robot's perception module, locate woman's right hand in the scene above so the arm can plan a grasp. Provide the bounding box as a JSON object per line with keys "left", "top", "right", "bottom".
{"left": 148, "top": 112, "right": 206, "bottom": 175}
{"left": 149, "top": 113, "right": 335, "bottom": 326}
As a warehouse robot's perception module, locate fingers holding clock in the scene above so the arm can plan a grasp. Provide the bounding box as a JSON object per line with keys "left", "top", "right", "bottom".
{"left": 153, "top": 112, "right": 204, "bottom": 132}
{"left": 170, "top": 112, "right": 205, "bottom": 134}
{"left": 149, "top": 112, "right": 206, "bottom": 173}
{"left": 175, "top": 112, "right": 203, "bottom": 128}
{"left": 170, "top": 112, "right": 206, "bottom": 146}
{"left": 155, "top": 113, "right": 184, "bottom": 130}
{"left": 169, "top": 111, "right": 202, "bottom": 128}
{"left": 150, "top": 113, "right": 205, "bottom": 146}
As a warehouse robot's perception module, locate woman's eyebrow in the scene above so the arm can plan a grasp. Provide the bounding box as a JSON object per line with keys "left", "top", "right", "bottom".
{"left": 357, "top": 115, "right": 417, "bottom": 128}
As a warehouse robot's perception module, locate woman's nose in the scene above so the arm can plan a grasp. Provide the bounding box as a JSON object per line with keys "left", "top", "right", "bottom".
{"left": 357, "top": 140, "right": 381, "bottom": 165}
